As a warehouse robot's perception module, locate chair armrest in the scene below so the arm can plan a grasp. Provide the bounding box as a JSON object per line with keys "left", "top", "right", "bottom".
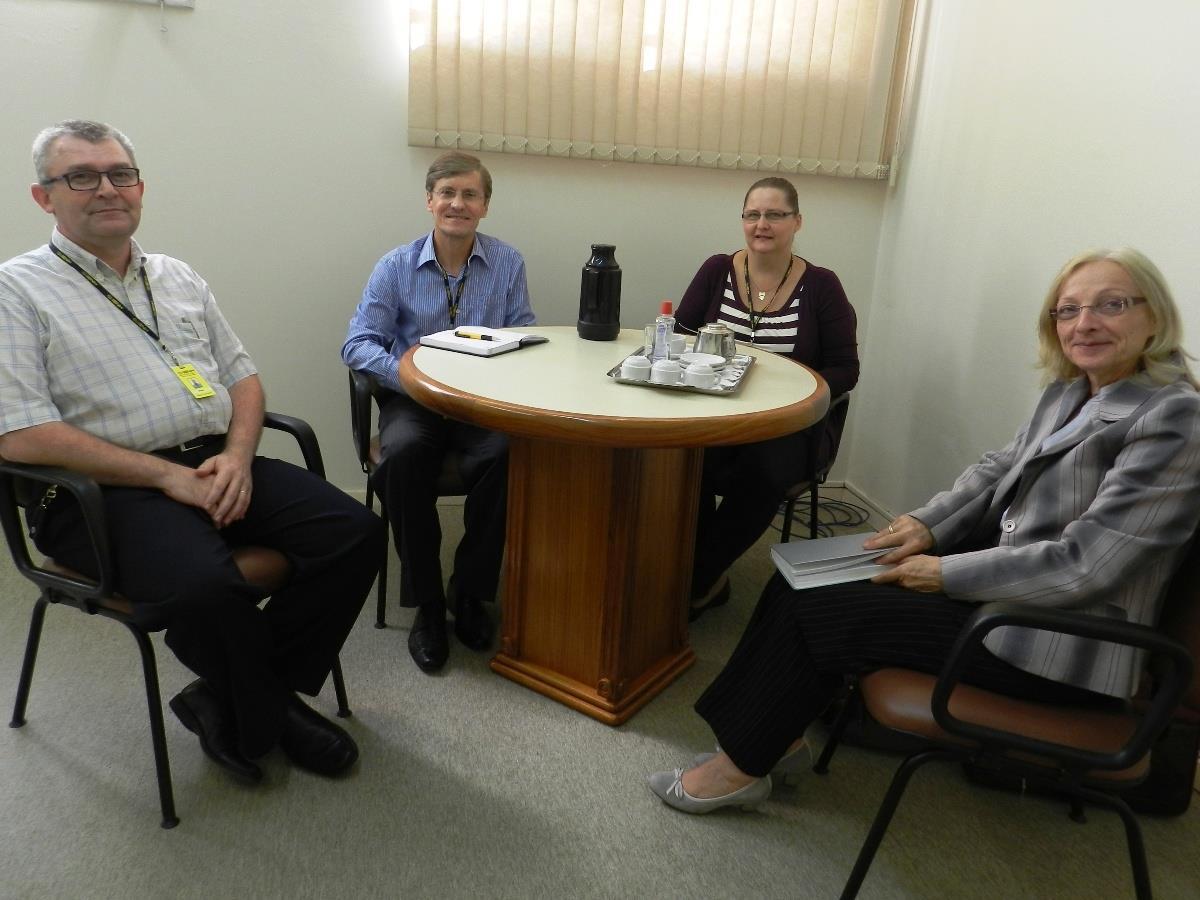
{"left": 347, "top": 369, "right": 376, "bottom": 473}
{"left": 0, "top": 461, "right": 115, "bottom": 599}
{"left": 932, "top": 600, "right": 1193, "bottom": 772}
{"left": 264, "top": 412, "right": 325, "bottom": 479}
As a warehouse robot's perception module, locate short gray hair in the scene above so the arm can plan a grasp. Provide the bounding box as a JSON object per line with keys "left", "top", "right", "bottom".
{"left": 424, "top": 151, "right": 492, "bottom": 200}
{"left": 32, "top": 120, "right": 137, "bottom": 183}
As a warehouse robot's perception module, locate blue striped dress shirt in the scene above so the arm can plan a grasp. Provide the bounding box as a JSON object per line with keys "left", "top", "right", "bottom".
{"left": 342, "top": 231, "right": 535, "bottom": 392}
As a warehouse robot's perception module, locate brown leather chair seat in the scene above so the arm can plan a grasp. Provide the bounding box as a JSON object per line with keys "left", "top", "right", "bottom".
{"left": 860, "top": 668, "right": 1147, "bottom": 782}
{"left": 0, "top": 411, "right": 352, "bottom": 828}
{"left": 813, "top": 590, "right": 1195, "bottom": 900}
{"left": 43, "top": 544, "right": 292, "bottom": 617}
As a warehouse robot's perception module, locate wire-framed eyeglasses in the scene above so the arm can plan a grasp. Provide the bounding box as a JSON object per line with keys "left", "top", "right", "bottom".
{"left": 40, "top": 168, "right": 141, "bottom": 191}
{"left": 740, "top": 210, "right": 796, "bottom": 223}
{"left": 430, "top": 186, "right": 485, "bottom": 204}
{"left": 1049, "top": 296, "right": 1146, "bottom": 321}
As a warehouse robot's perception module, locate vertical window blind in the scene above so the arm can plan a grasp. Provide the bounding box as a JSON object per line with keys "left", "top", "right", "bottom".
{"left": 409, "top": 0, "right": 915, "bottom": 180}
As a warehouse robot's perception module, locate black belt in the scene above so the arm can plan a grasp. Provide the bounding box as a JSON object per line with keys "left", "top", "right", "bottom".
{"left": 152, "top": 434, "right": 225, "bottom": 460}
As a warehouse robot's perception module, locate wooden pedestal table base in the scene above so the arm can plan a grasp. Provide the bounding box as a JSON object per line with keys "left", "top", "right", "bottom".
{"left": 398, "top": 326, "right": 827, "bottom": 725}
{"left": 491, "top": 438, "right": 701, "bottom": 725}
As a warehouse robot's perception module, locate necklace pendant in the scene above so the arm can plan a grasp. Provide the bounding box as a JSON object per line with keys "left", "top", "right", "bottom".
{"left": 756, "top": 291, "right": 766, "bottom": 304}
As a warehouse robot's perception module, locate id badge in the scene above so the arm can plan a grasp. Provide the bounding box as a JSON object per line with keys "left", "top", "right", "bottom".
{"left": 172, "top": 363, "right": 216, "bottom": 399}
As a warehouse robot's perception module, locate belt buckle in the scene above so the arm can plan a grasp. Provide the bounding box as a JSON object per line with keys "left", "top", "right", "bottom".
{"left": 178, "top": 438, "right": 205, "bottom": 453}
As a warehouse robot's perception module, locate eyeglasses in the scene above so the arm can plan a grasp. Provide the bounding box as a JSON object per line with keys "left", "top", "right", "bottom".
{"left": 1049, "top": 296, "right": 1146, "bottom": 321}
{"left": 431, "top": 187, "right": 485, "bottom": 204}
{"left": 40, "top": 168, "right": 141, "bottom": 191}
{"left": 740, "top": 210, "right": 796, "bottom": 222}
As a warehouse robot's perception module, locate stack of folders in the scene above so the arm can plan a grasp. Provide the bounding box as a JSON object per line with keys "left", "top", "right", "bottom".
{"left": 770, "top": 532, "right": 895, "bottom": 590}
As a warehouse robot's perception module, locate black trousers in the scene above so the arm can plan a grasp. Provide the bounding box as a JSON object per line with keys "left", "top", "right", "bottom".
{"left": 692, "top": 429, "right": 810, "bottom": 596}
{"left": 695, "top": 574, "right": 1107, "bottom": 777}
{"left": 374, "top": 393, "right": 508, "bottom": 609}
{"left": 31, "top": 447, "right": 385, "bottom": 758}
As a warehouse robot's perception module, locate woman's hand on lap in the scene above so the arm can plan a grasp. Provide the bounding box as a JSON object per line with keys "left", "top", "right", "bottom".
{"left": 871, "top": 554, "right": 943, "bottom": 592}
{"left": 862, "top": 514, "right": 934, "bottom": 564}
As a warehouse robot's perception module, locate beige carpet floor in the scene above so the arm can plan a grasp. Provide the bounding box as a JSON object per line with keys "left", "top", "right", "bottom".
{"left": 1, "top": 495, "right": 1199, "bottom": 899}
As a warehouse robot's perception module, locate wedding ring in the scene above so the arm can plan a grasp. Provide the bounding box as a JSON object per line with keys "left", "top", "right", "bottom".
{"left": 887, "top": 524, "right": 895, "bottom": 534}
{"left": 239, "top": 490, "right": 247, "bottom": 494}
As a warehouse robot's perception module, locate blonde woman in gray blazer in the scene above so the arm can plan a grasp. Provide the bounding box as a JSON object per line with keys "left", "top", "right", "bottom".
{"left": 649, "top": 248, "right": 1200, "bottom": 814}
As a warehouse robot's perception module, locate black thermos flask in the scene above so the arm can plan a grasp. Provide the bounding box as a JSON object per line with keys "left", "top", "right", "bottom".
{"left": 576, "top": 244, "right": 621, "bottom": 341}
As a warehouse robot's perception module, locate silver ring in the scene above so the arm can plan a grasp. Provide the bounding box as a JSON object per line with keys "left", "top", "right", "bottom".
{"left": 239, "top": 490, "right": 247, "bottom": 494}
{"left": 887, "top": 524, "right": 895, "bottom": 534}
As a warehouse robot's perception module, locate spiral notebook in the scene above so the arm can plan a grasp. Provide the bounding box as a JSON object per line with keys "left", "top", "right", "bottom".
{"left": 419, "top": 327, "right": 547, "bottom": 357}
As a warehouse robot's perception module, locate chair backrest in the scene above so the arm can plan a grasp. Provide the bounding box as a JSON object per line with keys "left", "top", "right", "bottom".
{"left": 347, "top": 369, "right": 376, "bottom": 471}
{"left": 1155, "top": 534, "right": 1200, "bottom": 714}
{"left": 809, "top": 391, "right": 850, "bottom": 479}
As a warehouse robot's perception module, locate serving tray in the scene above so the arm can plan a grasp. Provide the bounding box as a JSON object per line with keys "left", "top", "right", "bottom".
{"left": 606, "top": 349, "right": 755, "bottom": 396}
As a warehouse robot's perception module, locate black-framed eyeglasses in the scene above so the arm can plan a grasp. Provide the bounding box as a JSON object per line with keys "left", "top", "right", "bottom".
{"left": 40, "top": 167, "right": 141, "bottom": 191}
{"left": 1049, "top": 296, "right": 1146, "bottom": 321}
{"left": 740, "top": 210, "right": 796, "bottom": 222}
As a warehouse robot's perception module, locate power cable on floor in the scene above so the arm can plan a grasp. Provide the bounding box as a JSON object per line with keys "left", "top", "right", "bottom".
{"left": 770, "top": 496, "right": 871, "bottom": 540}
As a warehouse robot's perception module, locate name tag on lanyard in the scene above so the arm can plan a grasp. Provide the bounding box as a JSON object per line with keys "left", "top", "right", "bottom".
{"left": 50, "top": 242, "right": 217, "bottom": 401}
{"left": 172, "top": 363, "right": 216, "bottom": 398}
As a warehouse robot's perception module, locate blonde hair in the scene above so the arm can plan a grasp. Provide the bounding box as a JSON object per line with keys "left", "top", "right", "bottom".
{"left": 1036, "top": 248, "right": 1195, "bottom": 387}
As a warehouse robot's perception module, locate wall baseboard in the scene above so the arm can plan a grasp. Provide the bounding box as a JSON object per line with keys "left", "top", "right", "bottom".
{"left": 818, "top": 480, "right": 894, "bottom": 531}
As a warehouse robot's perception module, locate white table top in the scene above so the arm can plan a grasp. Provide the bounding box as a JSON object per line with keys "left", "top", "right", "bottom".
{"left": 401, "top": 326, "right": 828, "bottom": 449}
{"left": 409, "top": 325, "right": 820, "bottom": 420}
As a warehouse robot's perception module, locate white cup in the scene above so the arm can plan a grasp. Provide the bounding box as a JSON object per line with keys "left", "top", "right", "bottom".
{"left": 684, "top": 362, "right": 719, "bottom": 388}
{"left": 668, "top": 334, "right": 687, "bottom": 357}
{"left": 621, "top": 355, "right": 652, "bottom": 381}
{"left": 650, "top": 359, "right": 682, "bottom": 384}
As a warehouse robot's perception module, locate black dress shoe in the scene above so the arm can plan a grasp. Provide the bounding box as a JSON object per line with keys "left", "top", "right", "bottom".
{"left": 452, "top": 594, "right": 494, "bottom": 651}
{"left": 279, "top": 694, "right": 358, "bottom": 777}
{"left": 688, "top": 576, "right": 731, "bottom": 623}
{"left": 169, "top": 679, "right": 263, "bottom": 782}
{"left": 408, "top": 606, "right": 449, "bottom": 672}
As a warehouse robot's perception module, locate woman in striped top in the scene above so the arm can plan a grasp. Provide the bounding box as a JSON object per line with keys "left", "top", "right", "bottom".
{"left": 676, "top": 177, "right": 860, "bottom": 621}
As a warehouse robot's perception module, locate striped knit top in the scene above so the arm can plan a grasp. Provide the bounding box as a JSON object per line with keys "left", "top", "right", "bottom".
{"left": 675, "top": 253, "right": 860, "bottom": 400}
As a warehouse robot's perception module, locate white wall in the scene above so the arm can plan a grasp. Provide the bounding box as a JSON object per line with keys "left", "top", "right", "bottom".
{"left": 0, "top": 0, "right": 886, "bottom": 488}
{"left": 847, "top": 0, "right": 1200, "bottom": 515}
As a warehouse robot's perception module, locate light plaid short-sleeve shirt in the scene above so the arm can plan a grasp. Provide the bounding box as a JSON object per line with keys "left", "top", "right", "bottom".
{"left": 0, "top": 229, "right": 257, "bottom": 451}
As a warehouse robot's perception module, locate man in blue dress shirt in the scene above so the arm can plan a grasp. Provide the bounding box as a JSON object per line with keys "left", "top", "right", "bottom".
{"left": 342, "top": 152, "right": 535, "bottom": 672}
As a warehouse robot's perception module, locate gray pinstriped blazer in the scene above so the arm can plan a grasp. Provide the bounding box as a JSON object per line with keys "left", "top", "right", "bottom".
{"left": 909, "top": 372, "right": 1200, "bottom": 697}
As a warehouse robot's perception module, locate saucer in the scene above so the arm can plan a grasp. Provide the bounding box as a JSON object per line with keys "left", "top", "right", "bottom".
{"left": 679, "top": 352, "right": 726, "bottom": 369}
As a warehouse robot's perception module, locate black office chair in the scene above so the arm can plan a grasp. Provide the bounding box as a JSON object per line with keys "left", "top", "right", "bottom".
{"left": 0, "top": 413, "right": 350, "bottom": 829}
{"left": 348, "top": 369, "right": 467, "bottom": 627}
{"left": 779, "top": 392, "right": 850, "bottom": 541}
{"left": 812, "top": 582, "right": 1196, "bottom": 899}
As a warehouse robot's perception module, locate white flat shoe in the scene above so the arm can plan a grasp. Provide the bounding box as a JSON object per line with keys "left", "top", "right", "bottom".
{"left": 646, "top": 767, "right": 771, "bottom": 814}
{"left": 692, "top": 740, "right": 811, "bottom": 786}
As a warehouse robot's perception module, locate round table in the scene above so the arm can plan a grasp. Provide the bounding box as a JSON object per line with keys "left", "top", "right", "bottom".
{"left": 400, "top": 325, "right": 829, "bottom": 724}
